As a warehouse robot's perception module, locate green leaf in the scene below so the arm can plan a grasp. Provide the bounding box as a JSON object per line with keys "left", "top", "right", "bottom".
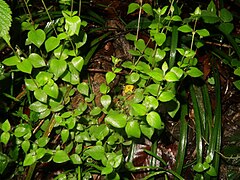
{"left": 159, "top": 91, "right": 175, "bottom": 102}
{"left": 0, "top": 152, "right": 10, "bottom": 174}
{"left": 23, "top": 152, "right": 36, "bottom": 166}
{"left": 233, "top": 80, "right": 240, "bottom": 90}
{"left": 135, "top": 39, "right": 146, "bottom": 52}
{"left": 0, "top": 0, "right": 12, "bottom": 42}
{"left": 193, "top": 162, "right": 204, "bottom": 172}
{"left": 2, "top": 56, "right": 20, "bottom": 66}
{"left": 206, "top": 165, "right": 217, "bottom": 176}
{"left": 127, "top": 3, "right": 140, "bottom": 14}
{"left": 234, "top": 67, "right": 240, "bottom": 76}
{"left": 105, "top": 111, "right": 127, "bottom": 128}
{"left": 125, "top": 121, "right": 141, "bottom": 138}
{"left": 28, "top": 29, "right": 46, "bottom": 48}
{"left": 36, "top": 148, "right": 46, "bottom": 160}
{"left": 101, "top": 95, "right": 111, "bottom": 109}
{"left": 29, "top": 101, "right": 48, "bottom": 113}
{"left": 125, "top": 33, "right": 136, "bottom": 41}
{"left": 155, "top": 48, "right": 166, "bottom": 62}
{"left": 1, "top": 132, "right": 10, "bottom": 145}
{"left": 218, "top": 22, "right": 234, "bottom": 34}
{"left": 170, "top": 67, "right": 183, "bottom": 79}
{"left": 65, "top": 16, "right": 81, "bottom": 36}
{"left": 178, "top": 25, "right": 193, "bottom": 33}
{"left": 1, "top": 119, "right": 11, "bottom": 132}
{"left": 146, "top": 111, "right": 162, "bottom": 129}
{"left": 28, "top": 53, "right": 46, "bottom": 68}
{"left": 45, "top": 36, "right": 60, "bottom": 52}
{"left": 72, "top": 56, "right": 84, "bottom": 72}
{"left": 85, "top": 145, "right": 105, "bottom": 160}
{"left": 36, "top": 71, "right": 53, "bottom": 86}
{"left": 17, "top": 59, "right": 32, "bottom": 74}
{"left": 77, "top": 82, "right": 89, "bottom": 96}
{"left": 148, "top": 68, "right": 164, "bottom": 81}
{"left": 142, "top": 3, "right": 153, "bottom": 16}
{"left": 34, "top": 89, "right": 48, "bottom": 103}
{"left": 154, "top": 33, "right": 166, "bottom": 46}
{"left": 207, "top": 1, "right": 217, "bottom": 14}
{"left": 201, "top": 10, "right": 219, "bottom": 24}
{"left": 14, "top": 126, "right": 28, "bottom": 137}
{"left": 196, "top": 29, "right": 210, "bottom": 37}
{"left": 36, "top": 136, "right": 49, "bottom": 147}
{"left": 43, "top": 82, "right": 59, "bottom": 99}
{"left": 100, "top": 83, "right": 110, "bottom": 94}
{"left": 106, "top": 72, "right": 116, "bottom": 84}
{"left": 70, "top": 154, "right": 82, "bottom": 164}
{"left": 61, "top": 129, "right": 69, "bottom": 143}
{"left": 140, "top": 124, "right": 154, "bottom": 139}
{"left": 142, "top": 96, "right": 159, "bottom": 111}
{"left": 130, "top": 103, "right": 147, "bottom": 116}
{"left": 162, "top": 61, "right": 168, "bottom": 73}
{"left": 186, "top": 67, "right": 203, "bottom": 77}
{"left": 90, "top": 107, "right": 102, "bottom": 116}
{"left": 220, "top": 8, "right": 233, "bottom": 23}
{"left": 145, "top": 84, "right": 161, "bottom": 96}
{"left": 49, "top": 59, "right": 67, "bottom": 78}
{"left": 128, "top": 73, "right": 140, "bottom": 84}
{"left": 53, "top": 150, "right": 70, "bottom": 163}
{"left": 102, "top": 166, "right": 113, "bottom": 175}
{"left": 165, "top": 71, "right": 179, "bottom": 82}
{"left": 21, "top": 140, "right": 30, "bottom": 154}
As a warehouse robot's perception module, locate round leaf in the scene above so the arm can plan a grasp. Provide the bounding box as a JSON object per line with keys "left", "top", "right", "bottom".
{"left": 101, "top": 95, "right": 111, "bottom": 109}
{"left": 34, "top": 89, "right": 48, "bottom": 103}
{"left": 70, "top": 154, "right": 82, "bottom": 164}
{"left": 178, "top": 25, "right": 193, "bottom": 33}
{"left": 130, "top": 103, "right": 147, "bottom": 116}
{"left": 85, "top": 145, "right": 105, "bottom": 160}
{"left": 159, "top": 91, "right": 175, "bottom": 102}
{"left": 142, "top": 96, "right": 159, "bottom": 110}
{"left": 53, "top": 150, "right": 70, "bottom": 163}
{"left": 154, "top": 33, "right": 166, "bottom": 46}
{"left": 105, "top": 111, "right": 127, "bottom": 128}
{"left": 77, "top": 82, "right": 89, "bottom": 96}
{"left": 29, "top": 101, "right": 48, "bottom": 113}
{"left": 125, "top": 121, "right": 141, "bottom": 138}
{"left": 146, "top": 111, "right": 162, "bottom": 129}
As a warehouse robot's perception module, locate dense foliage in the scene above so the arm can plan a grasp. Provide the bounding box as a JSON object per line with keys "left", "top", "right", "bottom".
{"left": 0, "top": 0, "right": 240, "bottom": 179}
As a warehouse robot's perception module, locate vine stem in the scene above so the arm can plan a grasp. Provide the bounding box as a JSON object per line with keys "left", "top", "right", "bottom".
{"left": 40, "top": 0, "right": 58, "bottom": 36}
{"left": 23, "top": 0, "right": 34, "bottom": 24}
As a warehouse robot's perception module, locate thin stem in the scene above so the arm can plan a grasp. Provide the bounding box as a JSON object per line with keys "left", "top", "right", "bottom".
{"left": 78, "top": 0, "right": 82, "bottom": 16}
{"left": 136, "top": 0, "right": 143, "bottom": 41}
{"left": 23, "top": 0, "right": 34, "bottom": 24}
{"left": 40, "top": 0, "right": 58, "bottom": 36}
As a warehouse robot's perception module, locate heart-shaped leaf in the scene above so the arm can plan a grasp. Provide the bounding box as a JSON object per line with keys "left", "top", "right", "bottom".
{"left": 101, "top": 95, "right": 111, "bottom": 109}
{"left": 45, "top": 36, "right": 60, "bottom": 52}
{"left": 72, "top": 56, "right": 84, "bottom": 72}
{"left": 154, "top": 33, "right": 166, "bottom": 46}
{"left": 49, "top": 59, "right": 67, "bottom": 78}
{"left": 43, "top": 82, "right": 59, "bottom": 99}
{"left": 53, "top": 150, "right": 70, "bottom": 163}
{"left": 28, "top": 53, "right": 46, "bottom": 68}
{"left": 28, "top": 29, "right": 46, "bottom": 48}
{"left": 16, "top": 59, "right": 32, "bottom": 74}
{"left": 2, "top": 55, "right": 20, "bottom": 66}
